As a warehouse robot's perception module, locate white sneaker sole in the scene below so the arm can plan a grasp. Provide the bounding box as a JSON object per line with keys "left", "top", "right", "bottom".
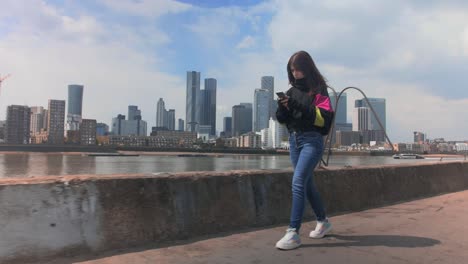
{"left": 276, "top": 242, "right": 301, "bottom": 250}
{"left": 309, "top": 225, "right": 332, "bottom": 239}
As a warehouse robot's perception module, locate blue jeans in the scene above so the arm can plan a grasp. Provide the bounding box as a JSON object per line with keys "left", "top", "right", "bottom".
{"left": 289, "top": 131, "right": 326, "bottom": 231}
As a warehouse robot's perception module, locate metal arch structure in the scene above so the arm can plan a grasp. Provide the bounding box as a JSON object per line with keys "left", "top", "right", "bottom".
{"left": 0, "top": 74, "right": 11, "bottom": 95}
{"left": 320, "top": 86, "right": 395, "bottom": 167}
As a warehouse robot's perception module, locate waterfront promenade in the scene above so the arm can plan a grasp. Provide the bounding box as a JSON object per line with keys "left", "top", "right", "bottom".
{"left": 46, "top": 190, "right": 468, "bottom": 264}
{"left": 2, "top": 161, "right": 467, "bottom": 263}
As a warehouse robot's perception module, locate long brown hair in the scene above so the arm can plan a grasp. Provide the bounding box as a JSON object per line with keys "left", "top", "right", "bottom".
{"left": 287, "top": 50, "right": 327, "bottom": 93}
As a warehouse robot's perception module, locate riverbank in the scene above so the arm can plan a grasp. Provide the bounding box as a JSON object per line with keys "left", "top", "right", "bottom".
{"left": 0, "top": 144, "right": 465, "bottom": 158}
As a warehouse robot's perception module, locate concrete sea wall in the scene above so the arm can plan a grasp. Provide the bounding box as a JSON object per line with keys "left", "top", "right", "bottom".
{"left": 1, "top": 161, "right": 467, "bottom": 263}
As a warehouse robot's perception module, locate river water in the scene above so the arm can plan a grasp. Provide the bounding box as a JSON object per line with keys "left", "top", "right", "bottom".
{"left": 0, "top": 153, "right": 464, "bottom": 178}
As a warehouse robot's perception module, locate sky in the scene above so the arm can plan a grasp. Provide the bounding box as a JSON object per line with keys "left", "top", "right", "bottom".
{"left": 1, "top": 0, "right": 468, "bottom": 143}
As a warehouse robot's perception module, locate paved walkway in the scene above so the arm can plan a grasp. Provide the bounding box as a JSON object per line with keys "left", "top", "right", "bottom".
{"left": 51, "top": 190, "right": 468, "bottom": 264}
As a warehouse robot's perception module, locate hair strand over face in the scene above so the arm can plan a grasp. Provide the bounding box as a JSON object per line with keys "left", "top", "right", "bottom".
{"left": 287, "top": 50, "right": 327, "bottom": 93}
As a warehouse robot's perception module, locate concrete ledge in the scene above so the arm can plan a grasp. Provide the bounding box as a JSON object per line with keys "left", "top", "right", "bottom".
{"left": 1, "top": 161, "right": 467, "bottom": 263}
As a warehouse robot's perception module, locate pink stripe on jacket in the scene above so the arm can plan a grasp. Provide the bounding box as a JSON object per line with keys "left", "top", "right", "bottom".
{"left": 314, "top": 94, "right": 333, "bottom": 112}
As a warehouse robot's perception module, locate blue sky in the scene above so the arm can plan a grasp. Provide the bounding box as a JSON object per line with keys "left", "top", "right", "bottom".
{"left": 1, "top": 0, "right": 468, "bottom": 142}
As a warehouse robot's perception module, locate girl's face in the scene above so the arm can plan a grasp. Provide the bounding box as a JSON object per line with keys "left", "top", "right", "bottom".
{"left": 290, "top": 65, "right": 304, "bottom": 80}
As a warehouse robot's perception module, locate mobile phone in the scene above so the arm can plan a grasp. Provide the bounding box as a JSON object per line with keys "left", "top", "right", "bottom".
{"left": 276, "top": 92, "right": 286, "bottom": 98}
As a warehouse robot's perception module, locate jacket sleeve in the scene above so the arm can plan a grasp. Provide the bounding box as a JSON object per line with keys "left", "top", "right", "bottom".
{"left": 312, "top": 89, "right": 334, "bottom": 135}
{"left": 275, "top": 100, "right": 290, "bottom": 124}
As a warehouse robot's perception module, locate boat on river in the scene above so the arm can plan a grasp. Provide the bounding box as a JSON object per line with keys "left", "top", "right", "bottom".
{"left": 392, "top": 153, "right": 425, "bottom": 159}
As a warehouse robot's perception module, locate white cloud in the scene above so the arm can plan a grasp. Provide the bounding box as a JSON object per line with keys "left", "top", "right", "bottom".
{"left": 98, "top": 0, "right": 192, "bottom": 17}
{"left": 261, "top": 1, "right": 468, "bottom": 141}
{"left": 0, "top": 1, "right": 185, "bottom": 129}
{"left": 2, "top": 0, "right": 468, "bottom": 142}
{"left": 236, "top": 35, "right": 256, "bottom": 49}
{"left": 185, "top": 8, "right": 242, "bottom": 40}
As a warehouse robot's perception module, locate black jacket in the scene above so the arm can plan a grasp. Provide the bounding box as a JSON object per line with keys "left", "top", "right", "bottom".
{"left": 276, "top": 80, "right": 334, "bottom": 135}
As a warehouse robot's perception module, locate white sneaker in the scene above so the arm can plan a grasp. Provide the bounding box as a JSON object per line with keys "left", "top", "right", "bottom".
{"left": 309, "top": 219, "right": 332, "bottom": 239}
{"left": 276, "top": 228, "right": 301, "bottom": 250}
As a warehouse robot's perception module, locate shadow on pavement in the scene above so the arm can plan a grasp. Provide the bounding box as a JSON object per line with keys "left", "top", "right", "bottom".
{"left": 302, "top": 234, "right": 440, "bottom": 248}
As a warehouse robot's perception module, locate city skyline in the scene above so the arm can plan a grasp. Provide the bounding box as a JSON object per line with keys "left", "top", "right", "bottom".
{"left": 1, "top": 78, "right": 462, "bottom": 143}
{"left": 1, "top": 1, "right": 468, "bottom": 142}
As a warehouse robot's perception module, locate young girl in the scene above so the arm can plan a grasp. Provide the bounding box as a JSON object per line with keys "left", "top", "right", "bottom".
{"left": 275, "top": 51, "right": 334, "bottom": 250}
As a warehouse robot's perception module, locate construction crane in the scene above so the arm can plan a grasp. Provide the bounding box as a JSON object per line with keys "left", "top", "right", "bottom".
{"left": 0, "top": 74, "right": 11, "bottom": 95}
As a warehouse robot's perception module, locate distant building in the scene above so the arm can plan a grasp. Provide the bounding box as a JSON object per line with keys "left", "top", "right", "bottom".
{"left": 67, "top": 84, "right": 83, "bottom": 131}
{"left": 222, "top": 117, "right": 232, "bottom": 138}
{"left": 352, "top": 107, "right": 370, "bottom": 131}
{"left": 66, "top": 130, "right": 80, "bottom": 144}
{"left": 5, "top": 105, "right": 31, "bottom": 144}
{"left": 261, "top": 76, "right": 275, "bottom": 119}
{"left": 329, "top": 92, "right": 347, "bottom": 124}
{"left": 269, "top": 118, "right": 288, "bottom": 148}
{"left": 30, "top": 131, "right": 48, "bottom": 144}
{"left": 167, "top": 109, "right": 176, "bottom": 130}
{"left": 80, "top": 119, "right": 97, "bottom": 145}
{"left": 336, "top": 131, "right": 361, "bottom": 146}
{"left": 221, "top": 137, "right": 237, "bottom": 148}
{"left": 361, "top": 130, "right": 386, "bottom": 144}
{"left": 199, "top": 78, "right": 217, "bottom": 136}
{"left": 96, "top": 123, "right": 109, "bottom": 136}
{"left": 123, "top": 119, "right": 147, "bottom": 136}
{"left": 47, "top": 100, "right": 66, "bottom": 145}
{"left": 151, "top": 130, "right": 197, "bottom": 146}
{"left": 128, "top": 105, "right": 141, "bottom": 121}
{"left": 355, "top": 98, "right": 386, "bottom": 130}
{"left": 111, "top": 107, "right": 147, "bottom": 136}
{"left": 238, "top": 132, "right": 261, "bottom": 148}
{"left": 455, "top": 143, "right": 468, "bottom": 152}
{"left": 253, "top": 89, "right": 270, "bottom": 132}
{"left": 331, "top": 122, "right": 352, "bottom": 145}
{"left": 30, "top": 106, "right": 48, "bottom": 135}
{"left": 156, "top": 98, "right": 166, "bottom": 128}
{"left": 0, "top": 121, "right": 6, "bottom": 141}
{"left": 178, "top": 118, "right": 185, "bottom": 131}
{"left": 261, "top": 118, "right": 288, "bottom": 148}
{"left": 414, "top": 131, "right": 426, "bottom": 144}
{"left": 111, "top": 114, "right": 126, "bottom": 135}
{"left": 232, "top": 103, "right": 252, "bottom": 137}
{"left": 108, "top": 131, "right": 197, "bottom": 148}
{"left": 186, "top": 71, "right": 201, "bottom": 132}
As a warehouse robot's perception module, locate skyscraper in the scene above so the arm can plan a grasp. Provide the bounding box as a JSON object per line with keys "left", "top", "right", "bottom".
{"left": 156, "top": 98, "right": 166, "bottom": 128}
{"left": 261, "top": 76, "right": 275, "bottom": 119}
{"left": 48, "top": 100, "right": 66, "bottom": 144}
{"left": 5, "top": 105, "right": 31, "bottom": 144}
{"left": 352, "top": 107, "right": 370, "bottom": 131}
{"left": 186, "top": 71, "right": 200, "bottom": 132}
{"left": 67, "top": 84, "right": 83, "bottom": 131}
{"left": 202, "top": 78, "right": 217, "bottom": 136}
{"left": 111, "top": 114, "right": 126, "bottom": 135}
{"left": 128, "top": 105, "right": 141, "bottom": 121}
{"left": 232, "top": 103, "right": 253, "bottom": 137}
{"left": 330, "top": 92, "right": 347, "bottom": 124}
{"left": 178, "top": 118, "right": 184, "bottom": 131}
{"left": 223, "top": 116, "right": 232, "bottom": 138}
{"left": 111, "top": 113, "right": 147, "bottom": 136}
{"left": 253, "top": 88, "right": 270, "bottom": 132}
{"left": 167, "top": 109, "right": 175, "bottom": 130}
{"left": 355, "top": 98, "right": 386, "bottom": 130}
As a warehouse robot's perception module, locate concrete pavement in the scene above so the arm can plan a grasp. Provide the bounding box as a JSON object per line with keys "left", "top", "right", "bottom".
{"left": 47, "top": 190, "right": 468, "bottom": 264}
